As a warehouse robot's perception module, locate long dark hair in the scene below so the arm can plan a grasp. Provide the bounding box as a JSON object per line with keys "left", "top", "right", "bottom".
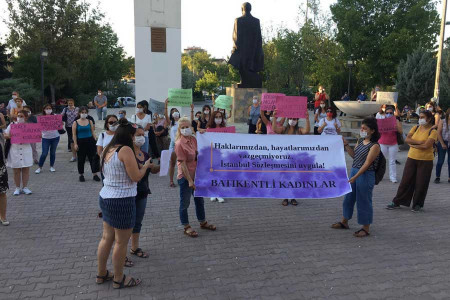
{"left": 42, "top": 103, "right": 54, "bottom": 115}
{"left": 207, "top": 110, "right": 225, "bottom": 128}
{"left": 169, "top": 108, "right": 179, "bottom": 126}
{"left": 101, "top": 118, "right": 137, "bottom": 169}
{"left": 420, "top": 110, "right": 435, "bottom": 126}
{"left": 362, "top": 117, "right": 380, "bottom": 142}
{"left": 201, "top": 105, "right": 211, "bottom": 121}
{"left": 104, "top": 115, "right": 118, "bottom": 130}
{"left": 137, "top": 100, "right": 149, "bottom": 114}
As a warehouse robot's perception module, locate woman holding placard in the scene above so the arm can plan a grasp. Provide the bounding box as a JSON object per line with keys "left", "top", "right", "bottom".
{"left": 197, "top": 105, "right": 211, "bottom": 130}
{"left": 247, "top": 96, "right": 260, "bottom": 134}
{"left": 35, "top": 104, "right": 62, "bottom": 174}
{"left": 273, "top": 110, "right": 310, "bottom": 206}
{"left": 175, "top": 117, "right": 216, "bottom": 237}
{"left": 4, "top": 110, "right": 33, "bottom": 196}
{"left": 376, "top": 106, "right": 403, "bottom": 183}
{"left": 318, "top": 107, "right": 341, "bottom": 135}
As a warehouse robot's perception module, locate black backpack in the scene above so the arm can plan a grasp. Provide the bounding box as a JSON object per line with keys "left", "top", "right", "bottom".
{"left": 374, "top": 150, "right": 386, "bottom": 185}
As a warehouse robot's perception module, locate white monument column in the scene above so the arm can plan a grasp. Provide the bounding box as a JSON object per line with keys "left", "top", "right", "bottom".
{"left": 134, "top": 0, "right": 181, "bottom": 103}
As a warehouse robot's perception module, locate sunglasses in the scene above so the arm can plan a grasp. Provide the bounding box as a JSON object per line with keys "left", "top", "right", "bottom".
{"left": 326, "top": 110, "right": 333, "bottom": 113}
{"left": 107, "top": 121, "right": 116, "bottom": 125}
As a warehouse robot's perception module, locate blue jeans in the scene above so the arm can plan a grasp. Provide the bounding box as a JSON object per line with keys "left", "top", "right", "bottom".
{"left": 343, "top": 168, "right": 375, "bottom": 225}
{"left": 133, "top": 195, "right": 148, "bottom": 233}
{"left": 178, "top": 177, "right": 205, "bottom": 225}
{"left": 436, "top": 141, "right": 450, "bottom": 178}
{"left": 96, "top": 107, "right": 107, "bottom": 120}
{"left": 140, "top": 136, "right": 149, "bottom": 153}
{"left": 39, "top": 136, "right": 60, "bottom": 167}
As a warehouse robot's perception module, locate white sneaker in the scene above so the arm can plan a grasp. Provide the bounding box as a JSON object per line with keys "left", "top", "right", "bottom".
{"left": 22, "top": 187, "right": 32, "bottom": 195}
{"left": 50, "top": 167, "right": 56, "bottom": 172}
{"left": 70, "top": 157, "right": 77, "bottom": 162}
{"left": 13, "top": 188, "right": 21, "bottom": 196}
{"left": 391, "top": 179, "right": 398, "bottom": 183}
{"left": 210, "top": 197, "right": 217, "bottom": 202}
{"left": 217, "top": 198, "right": 225, "bottom": 203}
{"left": 35, "top": 168, "right": 41, "bottom": 174}
{"left": 1, "top": 219, "right": 9, "bottom": 226}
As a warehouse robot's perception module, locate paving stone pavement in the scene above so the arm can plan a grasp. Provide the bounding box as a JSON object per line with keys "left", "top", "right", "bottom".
{"left": 1, "top": 115, "right": 450, "bottom": 300}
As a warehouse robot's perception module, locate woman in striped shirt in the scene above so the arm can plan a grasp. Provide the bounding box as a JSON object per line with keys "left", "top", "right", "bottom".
{"left": 96, "top": 119, "right": 152, "bottom": 289}
{"left": 332, "top": 117, "right": 381, "bottom": 237}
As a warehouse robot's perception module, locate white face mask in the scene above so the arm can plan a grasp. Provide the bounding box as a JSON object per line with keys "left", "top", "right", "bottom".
{"left": 320, "top": 104, "right": 325, "bottom": 108}
{"left": 80, "top": 113, "right": 88, "bottom": 119}
{"left": 45, "top": 109, "right": 52, "bottom": 115}
{"left": 180, "top": 127, "right": 192, "bottom": 136}
{"left": 134, "top": 136, "right": 145, "bottom": 147}
{"left": 109, "top": 125, "right": 118, "bottom": 132}
{"left": 215, "top": 118, "right": 222, "bottom": 125}
{"left": 12, "top": 95, "right": 17, "bottom": 99}
{"left": 427, "top": 107, "right": 433, "bottom": 112}
{"left": 98, "top": 92, "right": 101, "bottom": 96}
{"left": 418, "top": 119, "right": 427, "bottom": 126}
{"left": 17, "top": 117, "right": 25, "bottom": 123}
{"left": 360, "top": 130, "right": 368, "bottom": 138}
{"left": 172, "top": 112, "right": 180, "bottom": 119}
{"left": 288, "top": 120, "right": 298, "bottom": 126}
{"left": 136, "top": 108, "right": 143, "bottom": 114}
{"left": 270, "top": 117, "right": 274, "bottom": 121}
{"left": 204, "top": 110, "right": 210, "bottom": 115}
{"left": 252, "top": 99, "right": 258, "bottom": 104}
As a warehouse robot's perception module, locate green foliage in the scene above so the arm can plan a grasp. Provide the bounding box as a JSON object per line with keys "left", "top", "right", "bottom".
{"left": 331, "top": 0, "right": 440, "bottom": 87}
{"left": 438, "top": 49, "right": 450, "bottom": 110}
{"left": 0, "top": 44, "right": 12, "bottom": 80}
{"left": 396, "top": 50, "right": 436, "bottom": 108}
{"left": 123, "top": 56, "right": 135, "bottom": 78}
{"left": 195, "top": 71, "right": 219, "bottom": 96}
{"left": 0, "top": 78, "right": 40, "bottom": 107}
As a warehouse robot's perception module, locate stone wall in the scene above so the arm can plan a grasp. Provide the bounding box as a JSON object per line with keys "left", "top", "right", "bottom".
{"left": 227, "top": 84, "right": 267, "bottom": 123}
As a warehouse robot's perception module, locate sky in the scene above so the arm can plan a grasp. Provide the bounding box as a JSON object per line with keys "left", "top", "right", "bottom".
{"left": 0, "top": 0, "right": 449, "bottom": 59}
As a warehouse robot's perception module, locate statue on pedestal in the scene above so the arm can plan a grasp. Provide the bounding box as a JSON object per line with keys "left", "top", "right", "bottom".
{"left": 228, "top": 2, "right": 264, "bottom": 89}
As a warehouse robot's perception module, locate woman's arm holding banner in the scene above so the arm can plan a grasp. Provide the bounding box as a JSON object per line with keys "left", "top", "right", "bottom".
{"left": 272, "top": 110, "right": 284, "bottom": 134}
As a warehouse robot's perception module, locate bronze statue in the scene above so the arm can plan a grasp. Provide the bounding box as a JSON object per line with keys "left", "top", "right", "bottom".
{"left": 228, "top": 2, "right": 264, "bottom": 88}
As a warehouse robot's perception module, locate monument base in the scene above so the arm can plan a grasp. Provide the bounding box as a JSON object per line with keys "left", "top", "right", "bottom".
{"left": 340, "top": 116, "right": 363, "bottom": 146}
{"left": 227, "top": 84, "right": 267, "bottom": 123}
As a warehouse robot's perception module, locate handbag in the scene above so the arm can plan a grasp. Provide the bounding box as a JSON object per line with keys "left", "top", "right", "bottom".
{"left": 396, "top": 132, "right": 404, "bottom": 145}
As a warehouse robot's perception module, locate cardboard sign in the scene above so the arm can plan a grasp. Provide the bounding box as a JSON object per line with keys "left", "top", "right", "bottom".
{"left": 261, "top": 93, "right": 285, "bottom": 111}
{"left": 206, "top": 126, "right": 236, "bottom": 133}
{"left": 37, "top": 115, "right": 63, "bottom": 131}
{"left": 10, "top": 123, "right": 42, "bottom": 144}
{"left": 214, "top": 95, "right": 233, "bottom": 110}
{"left": 275, "top": 96, "right": 308, "bottom": 118}
{"left": 159, "top": 149, "right": 173, "bottom": 177}
{"left": 377, "top": 117, "right": 397, "bottom": 133}
{"left": 377, "top": 92, "right": 398, "bottom": 104}
{"left": 149, "top": 99, "right": 165, "bottom": 115}
{"left": 168, "top": 88, "right": 193, "bottom": 107}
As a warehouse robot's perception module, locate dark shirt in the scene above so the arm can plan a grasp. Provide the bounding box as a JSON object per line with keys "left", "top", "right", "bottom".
{"left": 199, "top": 118, "right": 208, "bottom": 130}
{"left": 357, "top": 94, "right": 368, "bottom": 101}
{"left": 192, "top": 120, "right": 198, "bottom": 132}
{"left": 136, "top": 151, "right": 151, "bottom": 198}
{"left": 26, "top": 115, "right": 38, "bottom": 124}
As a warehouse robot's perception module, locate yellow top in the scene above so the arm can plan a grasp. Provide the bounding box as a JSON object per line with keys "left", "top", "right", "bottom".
{"left": 407, "top": 126, "right": 437, "bottom": 161}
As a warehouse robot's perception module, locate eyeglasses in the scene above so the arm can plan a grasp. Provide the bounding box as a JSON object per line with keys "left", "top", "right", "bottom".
{"left": 326, "top": 110, "right": 333, "bottom": 113}
{"left": 107, "top": 121, "right": 116, "bottom": 125}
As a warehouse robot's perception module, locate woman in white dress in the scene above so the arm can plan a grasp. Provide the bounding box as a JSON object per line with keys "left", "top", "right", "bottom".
{"left": 131, "top": 101, "right": 152, "bottom": 153}
{"left": 4, "top": 110, "right": 33, "bottom": 196}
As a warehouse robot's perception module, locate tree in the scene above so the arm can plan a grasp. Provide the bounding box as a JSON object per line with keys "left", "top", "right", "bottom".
{"left": 0, "top": 44, "right": 12, "bottom": 80}
{"left": 195, "top": 71, "right": 219, "bottom": 96}
{"left": 396, "top": 50, "right": 436, "bottom": 108}
{"left": 0, "top": 78, "right": 40, "bottom": 108}
{"left": 123, "top": 56, "right": 135, "bottom": 78}
{"left": 331, "top": 0, "right": 440, "bottom": 87}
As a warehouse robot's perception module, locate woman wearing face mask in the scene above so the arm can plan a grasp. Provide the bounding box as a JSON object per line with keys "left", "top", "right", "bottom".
{"left": 4, "top": 110, "right": 33, "bottom": 196}
{"left": 153, "top": 113, "right": 169, "bottom": 154}
{"left": 435, "top": 109, "right": 450, "bottom": 183}
{"left": 175, "top": 117, "right": 216, "bottom": 237}
{"left": 97, "top": 115, "right": 119, "bottom": 157}
{"left": 35, "top": 104, "right": 62, "bottom": 174}
{"left": 10, "top": 97, "right": 25, "bottom": 119}
{"left": 273, "top": 110, "right": 310, "bottom": 206}
{"left": 332, "top": 117, "right": 381, "bottom": 237}
{"left": 318, "top": 107, "right": 341, "bottom": 135}
{"left": 131, "top": 101, "right": 152, "bottom": 153}
{"left": 376, "top": 106, "right": 403, "bottom": 183}
{"left": 62, "top": 99, "right": 79, "bottom": 162}
{"left": 73, "top": 107, "right": 101, "bottom": 182}
{"left": 314, "top": 101, "right": 327, "bottom": 135}
{"left": 259, "top": 110, "right": 276, "bottom": 135}
{"left": 386, "top": 111, "right": 437, "bottom": 212}
{"left": 375, "top": 104, "right": 387, "bottom": 119}
{"left": 118, "top": 110, "right": 127, "bottom": 120}
{"left": 425, "top": 102, "right": 441, "bottom": 129}
{"left": 248, "top": 96, "right": 260, "bottom": 134}
{"left": 197, "top": 105, "right": 211, "bottom": 130}
{"left": 192, "top": 111, "right": 201, "bottom": 132}
{"left": 216, "top": 107, "right": 233, "bottom": 125}
{"left": 97, "top": 119, "right": 152, "bottom": 289}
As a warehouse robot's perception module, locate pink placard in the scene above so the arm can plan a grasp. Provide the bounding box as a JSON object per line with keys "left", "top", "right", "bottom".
{"left": 275, "top": 96, "right": 307, "bottom": 118}
{"left": 260, "top": 93, "right": 285, "bottom": 111}
{"left": 206, "top": 126, "right": 236, "bottom": 133}
{"left": 37, "top": 114, "right": 63, "bottom": 131}
{"left": 10, "top": 123, "right": 43, "bottom": 144}
{"left": 377, "top": 117, "right": 397, "bottom": 133}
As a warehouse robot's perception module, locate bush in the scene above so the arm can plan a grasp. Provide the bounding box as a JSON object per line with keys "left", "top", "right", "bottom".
{"left": 0, "top": 78, "right": 40, "bottom": 109}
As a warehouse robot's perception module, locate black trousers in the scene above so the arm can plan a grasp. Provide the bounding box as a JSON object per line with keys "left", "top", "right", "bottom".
{"left": 66, "top": 126, "right": 73, "bottom": 150}
{"left": 148, "top": 127, "right": 160, "bottom": 158}
{"left": 77, "top": 137, "right": 98, "bottom": 175}
{"left": 248, "top": 124, "right": 257, "bottom": 134}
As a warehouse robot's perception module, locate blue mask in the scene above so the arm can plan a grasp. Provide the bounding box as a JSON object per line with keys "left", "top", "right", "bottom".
{"left": 386, "top": 113, "right": 393, "bottom": 118}
{"left": 118, "top": 114, "right": 124, "bottom": 119}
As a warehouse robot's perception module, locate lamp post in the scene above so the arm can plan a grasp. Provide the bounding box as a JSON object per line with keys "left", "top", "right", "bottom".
{"left": 40, "top": 48, "right": 48, "bottom": 105}
{"left": 433, "top": 0, "right": 448, "bottom": 105}
{"left": 347, "top": 58, "right": 356, "bottom": 99}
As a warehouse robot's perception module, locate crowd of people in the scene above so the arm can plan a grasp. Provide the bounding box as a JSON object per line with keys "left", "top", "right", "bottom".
{"left": 0, "top": 88, "right": 448, "bottom": 288}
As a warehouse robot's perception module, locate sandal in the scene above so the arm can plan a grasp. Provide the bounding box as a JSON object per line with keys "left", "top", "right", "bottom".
{"left": 184, "top": 225, "right": 198, "bottom": 237}
{"left": 353, "top": 228, "right": 370, "bottom": 237}
{"left": 169, "top": 182, "right": 176, "bottom": 188}
{"left": 290, "top": 199, "right": 298, "bottom": 206}
{"left": 331, "top": 222, "right": 349, "bottom": 229}
{"left": 130, "top": 248, "right": 149, "bottom": 258}
{"left": 113, "top": 274, "right": 141, "bottom": 289}
{"left": 124, "top": 256, "right": 134, "bottom": 267}
{"left": 282, "top": 199, "right": 289, "bottom": 206}
{"left": 200, "top": 221, "right": 216, "bottom": 231}
{"left": 96, "top": 270, "right": 114, "bottom": 284}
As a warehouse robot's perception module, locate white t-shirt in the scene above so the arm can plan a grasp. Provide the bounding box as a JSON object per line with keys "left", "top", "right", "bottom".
{"left": 7, "top": 98, "right": 27, "bottom": 111}
{"left": 375, "top": 112, "right": 386, "bottom": 119}
{"left": 318, "top": 118, "right": 341, "bottom": 135}
{"left": 42, "top": 130, "right": 59, "bottom": 139}
{"left": 96, "top": 132, "right": 114, "bottom": 148}
{"left": 132, "top": 114, "right": 152, "bottom": 134}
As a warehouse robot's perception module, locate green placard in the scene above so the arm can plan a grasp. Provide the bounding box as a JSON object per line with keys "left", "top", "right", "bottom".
{"left": 214, "top": 95, "right": 233, "bottom": 110}
{"left": 168, "top": 88, "right": 193, "bottom": 107}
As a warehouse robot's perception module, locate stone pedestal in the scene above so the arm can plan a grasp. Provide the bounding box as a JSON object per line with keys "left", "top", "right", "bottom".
{"left": 340, "top": 116, "right": 364, "bottom": 145}
{"left": 226, "top": 84, "right": 267, "bottom": 123}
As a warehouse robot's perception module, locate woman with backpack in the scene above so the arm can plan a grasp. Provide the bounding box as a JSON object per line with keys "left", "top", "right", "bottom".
{"left": 386, "top": 110, "right": 437, "bottom": 212}
{"left": 331, "top": 117, "right": 381, "bottom": 237}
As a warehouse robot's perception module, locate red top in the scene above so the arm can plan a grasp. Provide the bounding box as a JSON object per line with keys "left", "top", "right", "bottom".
{"left": 175, "top": 135, "right": 198, "bottom": 180}
{"left": 314, "top": 93, "right": 327, "bottom": 108}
